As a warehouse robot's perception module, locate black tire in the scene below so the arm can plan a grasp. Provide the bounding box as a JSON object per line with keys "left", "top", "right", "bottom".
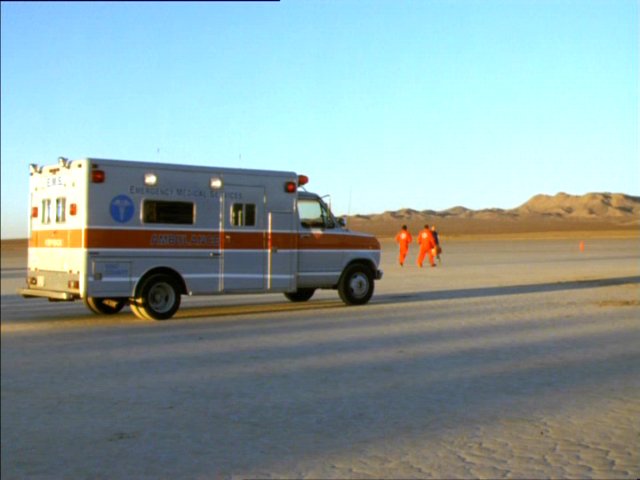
{"left": 84, "top": 297, "right": 127, "bottom": 315}
{"left": 284, "top": 288, "right": 316, "bottom": 302}
{"left": 338, "top": 264, "right": 374, "bottom": 305}
{"left": 134, "top": 273, "right": 181, "bottom": 320}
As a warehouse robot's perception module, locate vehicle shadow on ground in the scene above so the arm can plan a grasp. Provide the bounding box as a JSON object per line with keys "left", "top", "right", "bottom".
{"left": 373, "top": 275, "right": 640, "bottom": 304}
{"left": 171, "top": 275, "right": 640, "bottom": 320}
{"left": 2, "top": 276, "right": 638, "bottom": 325}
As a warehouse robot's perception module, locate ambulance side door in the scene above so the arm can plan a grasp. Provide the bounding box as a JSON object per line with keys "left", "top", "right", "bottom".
{"left": 222, "top": 186, "right": 266, "bottom": 291}
{"left": 267, "top": 211, "right": 296, "bottom": 292}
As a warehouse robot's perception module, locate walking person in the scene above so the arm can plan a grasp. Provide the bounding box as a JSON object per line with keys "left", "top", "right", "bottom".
{"left": 431, "top": 224, "right": 442, "bottom": 265}
{"left": 395, "top": 225, "right": 412, "bottom": 267}
{"left": 417, "top": 224, "right": 437, "bottom": 268}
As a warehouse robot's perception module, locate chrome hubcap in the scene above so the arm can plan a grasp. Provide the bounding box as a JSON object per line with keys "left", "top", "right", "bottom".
{"left": 349, "top": 273, "right": 369, "bottom": 299}
{"left": 148, "top": 282, "right": 175, "bottom": 313}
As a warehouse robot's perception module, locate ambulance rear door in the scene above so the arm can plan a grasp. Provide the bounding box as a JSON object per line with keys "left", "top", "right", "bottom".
{"left": 24, "top": 159, "right": 88, "bottom": 298}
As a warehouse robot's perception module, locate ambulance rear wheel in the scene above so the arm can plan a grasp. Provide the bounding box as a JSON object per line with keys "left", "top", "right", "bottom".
{"left": 85, "top": 297, "right": 126, "bottom": 315}
{"left": 135, "top": 274, "right": 181, "bottom": 320}
{"left": 338, "top": 264, "right": 374, "bottom": 305}
{"left": 284, "top": 288, "right": 316, "bottom": 302}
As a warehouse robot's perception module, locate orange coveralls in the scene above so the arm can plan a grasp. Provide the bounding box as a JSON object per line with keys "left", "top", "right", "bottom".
{"left": 395, "top": 229, "right": 413, "bottom": 266}
{"left": 417, "top": 228, "right": 436, "bottom": 267}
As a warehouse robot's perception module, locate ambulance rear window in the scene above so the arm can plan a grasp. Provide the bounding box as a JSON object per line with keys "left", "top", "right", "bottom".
{"left": 41, "top": 199, "right": 52, "bottom": 224}
{"left": 143, "top": 200, "right": 194, "bottom": 225}
{"left": 56, "top": 198, "right": 66, "bottom": 223}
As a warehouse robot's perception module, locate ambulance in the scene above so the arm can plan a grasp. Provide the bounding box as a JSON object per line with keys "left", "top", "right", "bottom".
{"left": 18, "top": 157, "right": 383, "bottom": 320}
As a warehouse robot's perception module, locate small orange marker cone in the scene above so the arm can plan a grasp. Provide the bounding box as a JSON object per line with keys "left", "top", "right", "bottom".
{"left": 579, "top": 241, "right": 585, "bottom": 252}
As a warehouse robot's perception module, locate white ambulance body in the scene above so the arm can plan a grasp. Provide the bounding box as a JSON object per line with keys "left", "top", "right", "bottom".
{"left": 18, "top": 157, "right": 382, "bottom": 320}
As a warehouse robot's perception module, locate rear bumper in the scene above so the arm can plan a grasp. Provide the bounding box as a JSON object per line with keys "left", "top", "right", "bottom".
{"left": 17, "top": 288, "right": 77, "bottom": 301}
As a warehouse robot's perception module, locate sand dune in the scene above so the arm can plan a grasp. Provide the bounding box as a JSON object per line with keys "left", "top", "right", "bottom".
{"left": 517, "top": 192, "right": 639, "bottom": 218}
{"left": 347, "top": 192, "right": 640, "bottom": 237}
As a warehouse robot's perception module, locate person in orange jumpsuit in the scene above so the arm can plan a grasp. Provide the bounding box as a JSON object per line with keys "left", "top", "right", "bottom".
{"left": 417, "top": 224, "right": 437, "bottom": 268}
{"left": 395, "top": 225, "right": 412, "bottom": 266}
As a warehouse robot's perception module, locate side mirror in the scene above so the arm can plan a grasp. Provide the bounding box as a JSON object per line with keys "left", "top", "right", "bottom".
{"left": 338, "top": 216, "right": 347, "bottom": 228}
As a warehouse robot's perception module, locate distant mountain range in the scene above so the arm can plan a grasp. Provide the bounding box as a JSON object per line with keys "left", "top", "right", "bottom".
{"left": 346, "top": 192, "right": 640, "bottom": 237}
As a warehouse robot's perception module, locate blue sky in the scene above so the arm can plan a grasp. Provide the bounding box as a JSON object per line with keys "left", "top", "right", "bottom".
{"left": 1, "top": 0, "right": 638, "bottom": 239}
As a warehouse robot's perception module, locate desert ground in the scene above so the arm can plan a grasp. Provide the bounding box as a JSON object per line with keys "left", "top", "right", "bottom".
{"left": 1, "top": 232, "right": 639, "bottom": 479}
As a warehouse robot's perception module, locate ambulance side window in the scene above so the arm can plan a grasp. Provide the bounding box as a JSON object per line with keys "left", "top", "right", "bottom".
{"left": 298, "top": 199, "right": 335, "bottom": 229}
{"left": 143, "top": 200, "right": 194, "bottom": 224}
{"left": 231, "top": 203, "right": 256, "bottom": 227}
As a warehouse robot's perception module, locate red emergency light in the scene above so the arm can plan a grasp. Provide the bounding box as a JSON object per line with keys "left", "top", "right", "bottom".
{"left": 285, "top": 174, "right": 310, "bottom": 192}
{"left": 31, "top": 207, "right": 38, "bottom": 218}
{"left": 91, "top": 170, "right": 105, "bottom": 183}
{"left": 69, "top": 203, "right": 78, "bottom": 216}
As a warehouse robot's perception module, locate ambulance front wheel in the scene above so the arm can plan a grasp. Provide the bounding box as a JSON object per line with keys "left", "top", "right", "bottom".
{"left": 134, "top": 273, "right": 181, "bottom": 320}
{"left": 338, "top": 264, "right": 374, "bottom": 305}
{"left": 284, "top": 288, "right": 316, "bottom": 302}
{"left": 85, "top": 297, "right": 127, "bottom": 315}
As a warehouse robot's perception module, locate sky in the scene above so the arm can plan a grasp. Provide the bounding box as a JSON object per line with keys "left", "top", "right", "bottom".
{"left": 1, "top": 0, "right": 638, "bottom": 239}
